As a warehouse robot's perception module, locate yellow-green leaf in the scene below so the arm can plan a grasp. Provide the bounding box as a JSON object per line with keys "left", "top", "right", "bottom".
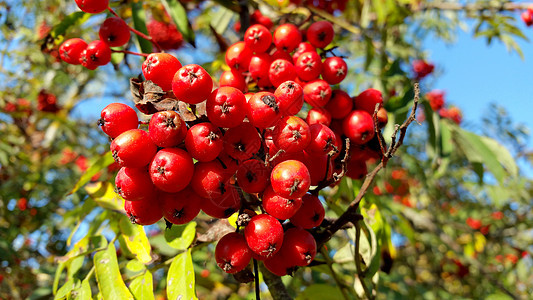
{"left": 68, "top": 279, "right": 91, "bottom": 300}
{"left": 167, "top": 249, "right": 197, "bottom": 300}
{"left": 69, "top": 151, "right": 114, "bottom": 195}
{"left": 165, "top": 221, "right": 197, "bottom": 250}
{"left": 94, "top": 243, "right": 134, "bottom": 300}
{"left": 129, "top": 262, "right": 154, "bottom": 300}
{"left": 119, "top": 215, "right": 152, "bottom": 264}
{"left": 85, "top": 181, "right": 124, "bottom": 212}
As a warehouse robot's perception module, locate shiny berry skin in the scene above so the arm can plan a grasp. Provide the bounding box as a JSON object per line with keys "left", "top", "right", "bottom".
{"left": 273, "top": 24, "right": 302, "bottom": 53}
{"left": 292, "top": 42, "right": 316, "bottom": 63}
{"left": 206, "top": 87, "right": 246, "bottom": 128}
{"left": 185, "top": 122, "right": 223, "bottom": 162}
{"left": 201, "top": 184, "right": 240, "bottom": 219}
{"left": 306, "top": 123, "right": 339, "bottom": 156}
{"left": 172, "top": 64, "right": 213, "bottom": 104}
{"left": 522, "top": 11, "right": 533, "bottom": 26}
{"left": 343, "top": 110, "right": 375, "bottom": 145}
{"left": 295, "top": 51, "right": 323, "bottom": 82}
{"left": 223, "top": 122, "right": 262, "bottom": 161}
{"left": 249, "top": 53, "right": 272, "bottom": 88}
{"left": 225, "top": 41, "right": 252, "bottom": 72}
{"left": 272, "top": 116, "right": 311, "bottom": 153}
{"left": 59, "top": 38, "right": 87, "bottom": 65}
{"left": 244, "top": 24, "right": 272, "bottom": 53}
{"left": 281, "top": 227, "right": 317, "bottom": 266}
{"left": 377, "top": 107, "right": 388, "bottom": 128}
{"left": 80, "top": 40, "right": 111, "bottom": 66}
{"left": 412, "top": 59, "right": 434, "bottom": 79}
{"left": 246, "top": 92, "right": 282, "bottom": 129}
{"left": 244, "top": 214, "right": 284, "bottom": 258}
{"left": 303, "top": 151, "right": 333, "bottom": 186}
{"left": 263, "top": 250, "right": 291, "bottom": 276}
{"left": 99, "top": 17, "right": 131, "bottom": 47}
{"left": 270, "top": 160, "right": 311, "bottom": 199}
{"left": 125, "top": 194, "right": 162, "bottom": 226}
{"left": 79, "top": 49, "right": 98, "bottom": 70}
{"left": 190, "top": 160, "right": 230, "bottom": 199}
{"left": 304, "top": 80, "right": 332, "bottom": 107}
{"left": 219, "top": 69, "right": 247, "bottom": 92}
{"left": 275, "top": 81, "right": 304, "bottom": 116}
{"left": 75, "top": 0, "right": 109, "bottom": 13}
{"left": 271, "top": 50, "right": 293, "bottom": 63}
{"left": 215, "top": 232, "right": 252, "bottom": 274}
{"left": 235, "top": 159, "right": 270, "bottom": 194}
{"left": 148, "top": 110, "right": 187, "bottom": 148}
{"left": 346, "top": 159, "right": 368, "bottom": 179}
{"left": 160, "top": 188, "right": 203, "bottom": 225}
{"left": 321, "top": 56, "right": 347, "bottom": 85}
{"left": 325, "top": 90, "right": 353, "bottom": 119}
{"left": 262, "top": 185, "right": 302, "bottom": 220}
{"left": 149, "top": 148, "right": 194, "bottom": 193}
{"left": 142, "top": 53, "right": 182, "bottom": 91}
{"left": 98, "top": 103, "right": 139, "bottom": 138}
{"left": 111, "top": 129, "right": 157, "bottom": 168}
{"left": 115, "top": 167, "right": 155, "bottom": 201}
{"left": 307, "top": 21, "right": 334, "bottom": 49}
{"left": 289, "top": 194, "right": 325, "bottom": 229}
{"left": 353, "top": 88, "right": 383, "bottom": 115}
{"left": 269, "top": 59, "right": 297, "bottom": 88}
{"left": 306, "top": 107, "right": 331, "bottom": 126}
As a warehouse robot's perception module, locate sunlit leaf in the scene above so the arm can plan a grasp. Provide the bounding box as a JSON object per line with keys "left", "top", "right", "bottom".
{"left": 119, "top": 215, "right": 152, "bottom": 264}
{"left": 69, "top": 151, "right": 114, "bottom": 195}
{"left": 85, "top": 181, "right": 125, "bottom": 212}
{"left": 296, "top": 284, "right": 344, "bottom": 300}
{"left": 161, "top": 0, "right": 196, "bottom": 46}
{"left": 164, "top": 221, "right": 197, "bottom": 250}
{"left": 94, "top": 243, "right": 134, "bottom": 299}
{"left": 167, "top": 249, "right": 197, "bottom": 300}
{"left": 131, "top": 1, "right": 153, "bottom": 54}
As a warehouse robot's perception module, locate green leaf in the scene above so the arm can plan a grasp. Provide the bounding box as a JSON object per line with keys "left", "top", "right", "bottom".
{"left": 69, "top": 151, "right": 114, "bottom": 195}
{"left": 164, "top": 221, "right": 197, "bottom": 250}
{"left": 85, "top": 182, "right": 125, "bottom": 211}
{"left": 296, "top": 284, "right": 344, "bottom": 300}
{"left": 131, "top": 2, "right": 153, "bottom": 54}
{"left": 479, "top": 136, "right": 518, "bottom": 177}
{"left": 119, "top": 215, "right": 152, "bottom": 264}
{"left": 94, "top": 243, "right": 134, "bottom": 300}
{"left": 485, "top": 292, "right": 513, "bottom": 300}
{"left": 69, "top": 279, "right": 91, "bottom": 300}
{"left": 55, "top": 278, "right": 78, "bottom": 300}
{"left": 49, "top": 11, "right": 91, "bottom": 41}
{"left": 167, "top": 249, "right": 197, "bottom": 300}
{"left": 210, "top": 6, "right": 234, "bottom": 36}
{"left": 161, "top": 0, "right": 196, "bottom": 46}
{"left": 129, "top": 269, "right": 154, "bottom": 300}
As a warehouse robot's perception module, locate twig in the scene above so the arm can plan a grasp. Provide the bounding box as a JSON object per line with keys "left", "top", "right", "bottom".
{"left": 320, "top": 247, "right": 351, "bottom": 300}
{"left": 259, "top": 263, "right": 293, "bottom": 300}
{"left": 107, "top": 6, "right": 163, "bottom": 51}
{"left": 254, "top": 259, "right": 261, "bottom": 300}
{"left": 355, "top": 222, "right": 374, "bottom": 300}
{"left": 111, "top": 49, "right": 149, "bottom": 57}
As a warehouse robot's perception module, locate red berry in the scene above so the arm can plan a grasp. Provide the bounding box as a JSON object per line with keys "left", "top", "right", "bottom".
{"left": 289, "top": 194, "right": 325, "bottom": 229}
{"left": 321, "top": 56, "right": 347, "bottom": 85}
{"left": 219, "top": 69, "right": 247, "bottom": 92}
{"left": 292, "top": 42, "right": 316, "bottom": 63}
{"left": 244, "top": 214, "right": 284, "bottom": 258}
{"left": 148, "top": 110, "right": 187, "bottom": 148}
{"left": 235, "top": 159, "right": 270, "bottom": 194}
{"left": 346, "top": 159, "right": 368, "bottom": 179}
{"left": 306, "top": 123, "right": 339, "bottom": 156}
{"left": 80, "top": 40, "right": 111, "bottom": 67}
{"left": 246, "top": 92, "right": 282, "bottom": 129}
{"left": 223, "top": 122, "right": 262, "bottom": 161}
{"left": 201, "top": 185, "right": 241, "bottom": 219}
{"left": 273, "top": 24, "right": 302, "bottom": 53}
{"left": 172, "top": 64, "right": 213, "bottom": 104}
{"left": 272, "top": 116, "right": 311, "bottom": 153}
{"left": 59, "top": 38, "right": 87, "bottom": 65}
{"left": 343, "top": 110, "right": 375, "bottom": 145}
{"left": 303, "top": 151, "right": 333, "bottom": 186}
{"left": 271, "top": 50, "right": 293, "bottom": 63}
{"left": 149, "top": 148, "right": 194, "bottom": 193}
{"left": 142, "top": 53, "right": 182, "bottom": 91}
{"left": 269, "top": 59, "right": 297, "bottom": 88}
{"left": 303, "top": 80, "right": 332, "bottom": 107}
{"left": 215, "top": 232, "right": 253, "bottom": 273}
{"left": 98, "top": 103, "right": 139, "bottom": 138}
{"left": 225, "top": 41, "right": 253, "bottom": 72}
{"left": 125, "top": 194, "right": 162, "bottom": 226}
{"left": 306, "top": 107, "right": 331, "bottom": 126}
{"left": 270, "top": 160, "right": 311, "bottom": 199}
{"left": 185, "top": 122, "right": 224, "bottom": 162}
{"left": 263, "top": 250, "right": 291, "bottom": 276}
{"left": 190, "top": 160, "right": 231, "bottom": 199}
{"left": 99, "top": 17, "right": 131, "bottom": 47}
{"left": 295, "top": 51, "right": 323, "bottom": 82}
{"left": 111, "top": 129, "right": 157, "bottom": 168}
{"left": 206, "top": 87, "right": 247, "bottom": 128}
{"left": 281, "top": 227, "right": 317, "bottom": 266}
{"left": 522, "top": 11, "right": 533, "bottom": 26}
{"left": 426, "top": 90, "right": 445, "bottom": 111}
{"left": 306, "top": 21, "right": 334, "bottom": 49}
{"left": 249, "top": 53, "right": 273, "bottom": 88}
{"left": 147, "top": 20, "right": 183, "bottom": 51}
{"left": 160, "top": 188, "right": 203, "bottom": 225}
{"left": 115, "top": 167, "right": 155, "bottom": 201}
{"left": 353, "top": 88, "right": 383, "bottom": 115}
{"left": 75, "top": 0, "right": 109, "bottom": 13}
{"left": 262, "top": 185, "right": 302, "bottom": 220}
{"left": 325, "top": 90, "right": 353, "bottom": 119}
{"left": 244, "top": 24, "right": 272, "bottom": 53}
{"left": 412, "top": 59, "right": 434, "bottom": 79}
{"left": 275, "top": 81, "right": 304, "bottom": 116}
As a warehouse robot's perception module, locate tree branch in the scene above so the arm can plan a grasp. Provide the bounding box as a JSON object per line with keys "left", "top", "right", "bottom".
{"left": 259, "top": 263, "right": 293, "bottom": 300}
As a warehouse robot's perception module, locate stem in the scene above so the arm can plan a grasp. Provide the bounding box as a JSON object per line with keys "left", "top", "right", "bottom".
{"left": 254, "top": 259, "right": 261, "bottom": 300}
{"left": 107, "top": 6, "right": 162, "bottom": 51}
{"left": 111, "top": 49, "right": 149, "bottom": 57}
{"left": 320, "top": 247, "right": 351, "bottom": 300}
{"left": 259, "top": 263, "right": 293, "bottom": 300}
{"left": 355, "top": 222, "right": 373, "bottom": 300}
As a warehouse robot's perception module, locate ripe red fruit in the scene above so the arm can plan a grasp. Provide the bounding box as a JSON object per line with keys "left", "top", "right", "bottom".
{"left": 244, "top": 24, "right": 272, "bottom": 53}
{"left": 98, "top": 103, "right": 138, "bottom": 138}
{"left": 206, "top": 87, "right": 247, "bottom": 128}
{"left": 146, "top": 20, "right": 183, "bottom": 51}
{"left": 225, "top": 41, "right": 253, "bottom": 72}
{"left": 262, "top": 185, "right": 302, "bottom": 220}
{"left": 111, "top": 129, "right": 157, "bottom": 168}
{"left": 59, "top": 38, "right": 87, "bottom": 65}
{"left": 215, "top": 232, "right": 252, "bottom": 274}
{"left": 292, "top": 42, "right": 316, "bottom": 63}
{"left": 353, "top": 88, "right": 383, "bottom": 115}
{"left": 269, "top": 59, "right": 297, "bottom": 88}
{"left": 160, "top": 188, "right": 203, "bottom": 225}
{"left": 115, "top": 167, "right": 155, "bottom": 201}
{"left": 148, "top": 110, "right": 187, "bottom": 148}
{"left": 249, "top": 53, "right": 273, "bottom": 88}
{"left": 325, "top": 90, "right": 353, "bottom": 119}
{"left": 522, "top": 11, "right": 533, "bottom": 26}
{"left": 219, "top": 69, "right": 247, "bottom": 92}
{"left": 466, "top": 217, "right": 482, "bottom": 230}
{"left": 125, "top": 195, "right": 162, "bottom": 226}
{"left": 190, "top": 160, "right": 231, "bottom": 199}
{"left": 223, "top": 122, "right": 262, "bottom": 161}
{"left": 75, "top": 0, "right": 109, "bottom": 13}
{"left": 172, "top": 64, "right": 213, "bottom": 104}
{"left": 304, "top": 80, "right": 332, "bottom": 107}
{"left": 306, "top": 123, "right": 339, "bottom": 156}
{"left": 321, "top": 56, "right": 347, "bottom": 85}
{"left": 263, "top": 251, "right": 291, "bottom": 276}
{"left": 272, "top": 116, "right": 311, "bottom": 153}
{"left": 343, "top": 110, "right": 375, "bottom": 145}
{"left": 236, "top": 159, "right": 270, "bottom": 194}
{"left": 273, "top": 24, "right": 302, "bottom": 53}
{"left": 346, "top": 159, "right": 368, "bottom": 179}
{"left": 446, "top": 107, "right": 463, "bottom": 125}
{"left": 306, "top": 107, "right": 331, "bottom": 126}
{"left": 99, "top": 17, "right": 131, "bottom": 47}
{"left": 79, "top": 49, "right": 98, "bottom": 70}
{"left": 426, "top": 90, "right": 445, "bottom": 111}
{"left": 281, "top": 227, "right": 317, "bottom": 266}
{"left": 270, "top": 160, "right": 311, "bottom": 199}
{"left": 275, "top": 81, "right": 304, "bottom": 116}
{"left": 303, "top": 151, "right": 333, "bottom": 186}
{"left": 149, "top": 148, "right": 194, "bottom": 193}
{"left": 142, "top": 53, "right": 182, "bottom": 91}
{"left": 289, "top": 194, "right": 325, "bottom": 229}
{"left": 295, "top": 51, "right": 323, "bottom": 82}
{"left": 246, "top": 92, "right": 282, "bottom": 129}
{"left": 412, "top": 59, "right": 434, "bottom": 79}
{"left": 306, "top": 20, "right": 334, "bottom": 49}
{"left": 244, "top": 214, "right": 285, "bottom": 258}
{"left": 37, "top": 90, "right": 60, "bottom": 113}
{"left": 271, "top": 50, "right": 293, "bottom": 63}
{"left": 185, "top": 122, "right": 224, "bottom": 162}
{"left": 201, "top": 185, "right": 241, "bottom": 219}
{"left": 80, "top": 40, "right": 111, "bottom": 67}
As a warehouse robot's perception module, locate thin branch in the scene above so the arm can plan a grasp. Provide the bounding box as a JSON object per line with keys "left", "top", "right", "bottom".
{"left": 259, "top": 263, "right": 293, "bottom": 300}
{"left": 254, "top": 259, "right": 261, "bottom": 300}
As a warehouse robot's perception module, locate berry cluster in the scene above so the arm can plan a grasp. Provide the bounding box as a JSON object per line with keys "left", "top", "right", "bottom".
{"left": 412, "top": 59, "right": 435, "bottom": 79}
{"left": 522, "top": 6, "right": 533, "bottom": 26}
{"left": 426, "top": 90, "right": 462, "bottom": 125}
{"left": 289, "top": 0, "right": 348, "bottom": 14}
{"left": 96, "top": 17, "right": 388, "bottom": 277}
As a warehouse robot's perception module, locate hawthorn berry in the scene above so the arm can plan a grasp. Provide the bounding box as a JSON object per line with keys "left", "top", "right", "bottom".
{"left": 148, "top": 110, "right": 187, "bottom": 148}
{"left": 273, "top": 24, "right": 302, "bottom": 53}
{"left": 281, "top": 227, "right": 317, "bottom": 266}
{"left": 225, "top": 41, "right": 253, "bottom": 72}
{"left": 263, "top": 250, "right": 291, "bottom": 276}
{"left": 219, "top": 69, "right": 247, "bottom": 92}
{"left": 147, "top": 19, "right": 183, "bottom": 51}
{"left": 270, "top": 49, "right": 293, "bottom": 63}
{"left": 98, "top": 103, "right": 139, "bottom": 138}
{"left": 289, "top": 193, "right": 325, "bottom": 229}
{"left": 303, "top": 151, "right": 333, "bottom": 186}
{"left": 244, "top": 214, "right": 284, "bottom": 258}
{"left": 262, "top": 185, "right": 302, "bottom": 220}
{"left": 249, "top": 53, "right": 273, "bottom": 88}
{"left": 172, "top": 64, "right": 213, "bottom": 104}
{"left": 325, "top": 90, "right": 353, "bottom": 119}
{"left": 269, "top": 59, "right": 297, "bottom": 88}
{"left": 292, "top": 42, "right": 316, "bottom": 63}
{"left": 160, "top": 188, "right": 203, "bottom": 225}
{"left": 75, "top": 0, "right": 109, "bottom": 14}
{"left": 201, "top": 185, "right": 241, "bottom": 219}
{"left": 295, "top": 51, "right": 323, "bottom": 82}
{"left": 59, "top": 38, "right": 87, "bottom": 65}
{"left": 99, "top": 17, "right": 131, "bottom": 47}
{"left": 110, "top": 129, "right": 157, "bottom": 168}
{"left": 246, "top": 92, "right": 282, "bottom": 129}
{"left": 215, "top": 232, "right": 253, "bottom": 274}
{"left": 343, "top": 110, "right": 375, "bottom": 145}
{"left": 125, "top": 194, "right": 163, "bottom": 226}
{"left": 321, "top": 56, "right": 347, "bottom": 85}
{"left": 244, "top": 24, "right": 272, "bottom": 53}
{"left": 303, "top": 80, "right": 332, "bottom": 107}
{"left": 306, "top": 107, "right": 331, "bottom": 126}
{"left": 275, "top": 80, "right": 304, "bottom": 116}
{"left": 346, "top": 159, "right": 368, "bottom": 179}
{"left": 235, "top": 159, "right": 270, "bottom": 194}
{"left": 115, "top": 167, "right": 155, "bottom": 201}
{"left": 270, "top": 160, "right": 311, "bottom": 199}
{"left": 223, "top": 122, "right": 262, "bottom": 162}
{"left": 80, "top": 40, "right": 111, "bottom": 67}
{"left": 306, "top": 20, "right": 334, "bottom": 49}
{"left": 306, "top": 123, "right": 339, "bottom": 156}
{"left": 426, "top": 90, "right": 445, "bottom": 111}
{"left": 272, "top": 116, "right": 311, "bottom": 153}
{"left": 190, "top": 160, "right": 231, "bottom": 199}
{"left": 353, "top": 88, "right": 383, "bottom": 115}
{"left": 149, "top": 148, "right": 194, "bottom": 193}
{"left": 142, "top": 53, "right": 182, "bottom": 91}
{"left": 185, "top": 122, "right": 224, "bottom": 162}
{"left": 206, "top": 87, "right": 247, "bottom": 128}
